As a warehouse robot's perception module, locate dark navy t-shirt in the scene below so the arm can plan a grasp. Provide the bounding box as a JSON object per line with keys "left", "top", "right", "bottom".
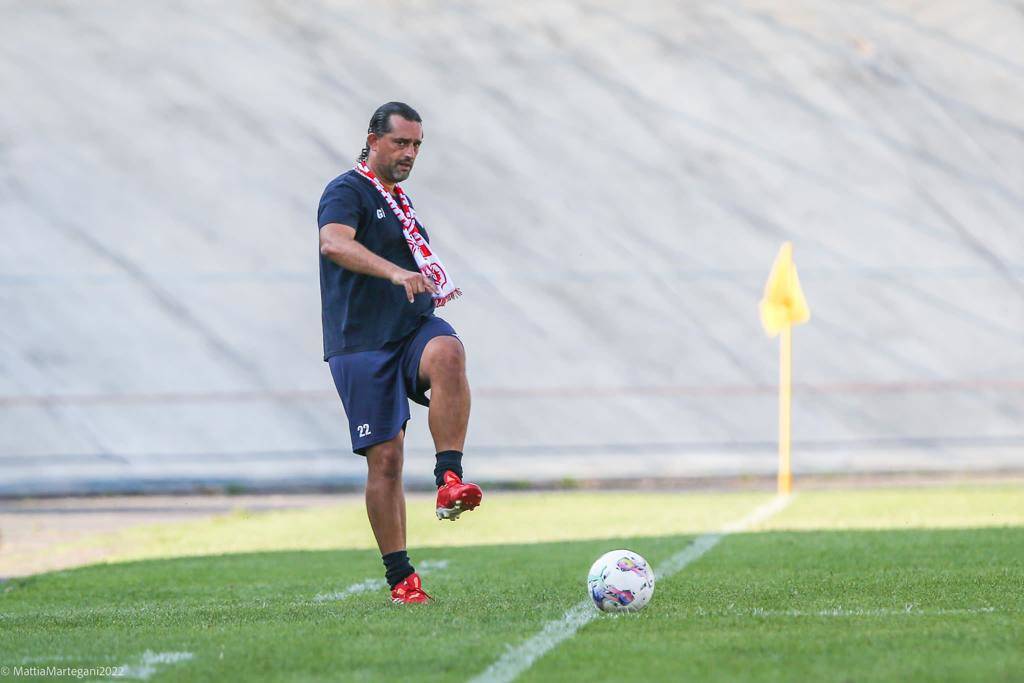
{"left": 317, "top": 170, "right": 434, "bottom": 360}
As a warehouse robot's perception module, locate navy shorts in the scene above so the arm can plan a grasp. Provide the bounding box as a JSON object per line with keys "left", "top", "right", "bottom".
{"left": 329, "top": 316, "right": 460, "bottom": 455}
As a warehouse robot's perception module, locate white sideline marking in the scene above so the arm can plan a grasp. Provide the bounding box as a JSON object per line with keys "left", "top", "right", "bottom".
{"left": 17, "top": 655, "right": 79, "bottom": 664}
{"left": 314, "top": 578, "right": 385, "bottom": 602}
{"left": 746, "top": 605, "right": 999, "bottom": 618}
{"left": 468, "top": 495, "right": 794, "bottom": 683}
{"left": 118, "top": 651, "right": 194, "bottom": 680}
{"left": 313, "top": 559, "right": 450, "bottom": 603}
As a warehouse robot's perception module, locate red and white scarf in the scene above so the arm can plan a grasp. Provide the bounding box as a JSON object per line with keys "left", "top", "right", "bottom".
{"left": 354, "top": 161, "right": 461, "bottom": 307}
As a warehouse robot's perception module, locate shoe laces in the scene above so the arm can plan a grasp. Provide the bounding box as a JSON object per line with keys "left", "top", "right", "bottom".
{"left": 393, "top": 575, "right": 431, "bottom": 601}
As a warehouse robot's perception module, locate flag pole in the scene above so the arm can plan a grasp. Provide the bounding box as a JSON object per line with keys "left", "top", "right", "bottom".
{"left": 761, "top": 241, "right": 808, "bottom": 496}
{"left": 778, "top": 324, "right": 793, "bottom": 495}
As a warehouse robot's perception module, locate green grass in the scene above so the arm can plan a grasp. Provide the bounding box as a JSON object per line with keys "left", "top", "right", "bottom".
{"left": 761, "top": 485, "right": 1024, "bottom": 531}
{"left": 2, "top": 486, "right": 1023, "bottom": 681}
{"left": 528, "top": 527, "right": 1024, "bottom": 683}
{"left": 24, "top": 491, "right": 770, "bottom": 570}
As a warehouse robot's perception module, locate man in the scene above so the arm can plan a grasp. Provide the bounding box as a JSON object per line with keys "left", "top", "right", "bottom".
{"left": 317, "top": 102, "right": 482, "bottom": 604}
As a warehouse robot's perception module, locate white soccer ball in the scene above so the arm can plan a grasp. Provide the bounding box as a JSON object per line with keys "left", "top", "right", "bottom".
{"left": 587, "top": 549, "right": 655, "bottom": 613}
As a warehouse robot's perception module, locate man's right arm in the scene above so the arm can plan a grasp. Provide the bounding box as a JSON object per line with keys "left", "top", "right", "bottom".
{"left": 319, "top": 223, "right": 438, "bottom": 303}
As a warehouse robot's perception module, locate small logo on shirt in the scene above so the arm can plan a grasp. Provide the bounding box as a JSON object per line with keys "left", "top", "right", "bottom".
{"left": 376, "top": 208, "right": 386, "bottom": 220}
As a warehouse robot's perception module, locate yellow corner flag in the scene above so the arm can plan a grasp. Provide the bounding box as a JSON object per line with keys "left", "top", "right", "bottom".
{"left": 759, "top": 242, "right": 810, "bottom": 337}
{"left": 760, "top": 242, "right": 810, "bottom": 496}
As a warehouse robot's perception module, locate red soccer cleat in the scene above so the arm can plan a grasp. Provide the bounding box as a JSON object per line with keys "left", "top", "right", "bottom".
{"left": 435, "top": 470, "right": 483, "bottom": 521}
{"left": 391, "top": 572, "right": 432, "bottom": 604}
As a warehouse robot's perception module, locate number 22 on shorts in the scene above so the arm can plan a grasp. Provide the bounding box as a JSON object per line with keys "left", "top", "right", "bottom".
{"left": 357, "top": 424, "right": 372, "bottom": 437}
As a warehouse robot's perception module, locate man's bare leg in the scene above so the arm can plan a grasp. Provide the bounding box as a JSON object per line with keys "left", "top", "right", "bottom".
{"left": 364, "top": 431, "right": 406, "bottom": 555}
{"left": 419, "top": 336, "right": 470, "bottom": 451}
{"left": 420, "top": 335, "right": 481, "bottom": 520}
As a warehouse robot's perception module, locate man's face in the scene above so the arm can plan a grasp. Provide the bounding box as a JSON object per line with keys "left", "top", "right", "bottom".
{"left": 369, "top": 115, "right": 423, "bottom": 184}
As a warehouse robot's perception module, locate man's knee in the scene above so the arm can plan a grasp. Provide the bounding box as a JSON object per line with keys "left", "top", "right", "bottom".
{"left": 422, "top": 337, "right": 465, "bottom": 382}
{"left": 366, "top": 437, "right": 403, "bottom": 481}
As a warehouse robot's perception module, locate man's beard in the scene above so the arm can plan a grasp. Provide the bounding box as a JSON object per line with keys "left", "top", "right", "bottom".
{"left": 390, "top": 162, "right": 412, "bottom": 182}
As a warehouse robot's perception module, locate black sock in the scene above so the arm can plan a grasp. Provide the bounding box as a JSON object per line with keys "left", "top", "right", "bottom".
{"left": 434, "top": 450, "right": 463, "bottom": 487}
{"left": 382, "top": 550, "right": 415, "bottom": 589}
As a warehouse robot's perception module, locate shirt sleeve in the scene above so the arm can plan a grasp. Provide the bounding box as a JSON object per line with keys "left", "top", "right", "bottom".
{"left": 318, "top": 182, "right": 364, "bottom": 230}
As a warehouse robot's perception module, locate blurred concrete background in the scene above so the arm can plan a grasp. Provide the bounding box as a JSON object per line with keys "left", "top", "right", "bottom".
{"left": 1, "top": 0, "right": 1022, "bottom": 495}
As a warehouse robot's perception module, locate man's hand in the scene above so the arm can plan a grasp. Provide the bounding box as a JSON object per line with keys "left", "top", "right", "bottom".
{"left": 390, "top": 268, "right": 439, "bottom": 303}
{"left": 320, "top": 223, "right": 438, "bottom": 302}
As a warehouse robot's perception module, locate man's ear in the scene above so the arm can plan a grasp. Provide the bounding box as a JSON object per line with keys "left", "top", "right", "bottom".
{"left": 366, "top": 133, "right": 379, "bottom": 154}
